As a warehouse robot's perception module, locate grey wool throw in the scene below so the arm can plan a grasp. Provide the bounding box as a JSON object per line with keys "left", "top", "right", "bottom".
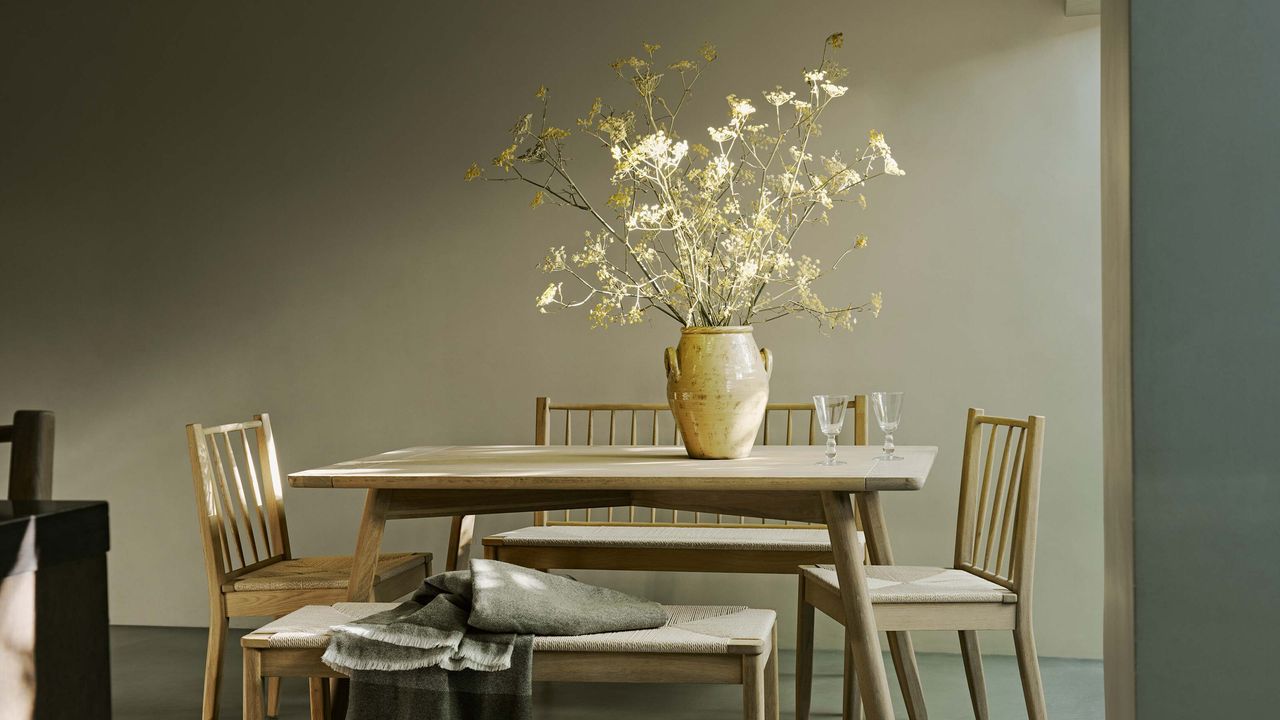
{"left": 322, "top": 559, "right": 667, "bottom": 720}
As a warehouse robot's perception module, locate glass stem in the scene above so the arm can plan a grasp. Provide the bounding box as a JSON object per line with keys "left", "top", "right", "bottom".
{"left": 883, "top": 432, "right": 895, "bottom": 458}
{"left": 826, "top": 435, "right": 837, "bottom": 464}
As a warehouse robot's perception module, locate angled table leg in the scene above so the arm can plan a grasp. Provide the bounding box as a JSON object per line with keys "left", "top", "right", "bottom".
{"left": 858, "top": 491, "right": 928, "bottom": 719}
{"left": 822, "top": 490, "right": 895, "bottom": 720}
{"left": 446, "top": 514, "right": 476, "bottom": 571}
{"left": 346, "top": 489, "right": 390, "bottom": 601}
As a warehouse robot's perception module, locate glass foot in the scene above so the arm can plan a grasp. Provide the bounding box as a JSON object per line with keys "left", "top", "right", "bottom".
{"left": 876, "top": 454, "right": 904, "bottom": 461}
{"left": 816, "top": 459, "right": 848, "bottom": 466}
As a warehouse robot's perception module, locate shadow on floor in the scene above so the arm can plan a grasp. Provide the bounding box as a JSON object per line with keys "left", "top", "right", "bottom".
{"left": 111, "top": 626, "right": 1102, "bottom": 719}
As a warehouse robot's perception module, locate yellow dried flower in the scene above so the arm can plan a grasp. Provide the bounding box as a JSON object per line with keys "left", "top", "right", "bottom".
{"left": 540, "top": 126, "right": 570, "bottom": 141}
{"left": 606, "top": 187, "right": 632, "bottom": 208}
{"left": 463, "top": 163, "right": 482, "bottom": 182}
{"left": 492, "top": 144, "right": 517, "bottom": 170}
{"left": 827, "top": 32, "right": 844, "bottom": 49}
{"left": 870, "top": 292, "right": 883, "bottom": 317}
{"left": 668, "top": 59, "right": 697, "bottom": 72}
{"left": 530, "top": 191, "right": 545, "bottom": 208}
{"left": 535, "top": 85, "right": 548, "bottom": 99}
{"left": 855, "top": 233, "right": 868, "bottom": 248}
{"left": 698, "top": 42, "right": 717, "bottom": 62}
{"left": 857, "top": 193, "right": 867, "bottom": 209}
{"left": 642, "top": 42, "right": 661, "bottom": 56}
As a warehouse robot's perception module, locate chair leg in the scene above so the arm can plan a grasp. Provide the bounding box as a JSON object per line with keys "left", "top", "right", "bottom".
{"left": 202, "top": 609, "right": 228, "bottom": 720}
{"left": 266, "top": 677, "right": 281, "bottom": 717}
{"left": 765, "top": 625, "right": 780, "bottom": 720}
{"left": 887, "top": 631, "right": 928, "bottom": 719}
{"left": 308, "top": 677, "right": 331, "bottom": 720}
{"left": 742, "top": 652, "right": 766, "bottom": 720}
{"left": 958, "top": 631, "right": 989, "bottom": 719}
{"left": 1012, "top": 624, "right": 1048, "bottom": 720}
{"left": 843, "top": 632, "right": 861, "bottom": 720}
{"left": 795, "top": 576, "right": 815, "bottom": 720}
{"left": 243, "top": 648, "right": 264, "bottom": 720}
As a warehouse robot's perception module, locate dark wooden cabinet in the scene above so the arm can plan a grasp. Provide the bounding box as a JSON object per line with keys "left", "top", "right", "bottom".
{"left": 0, "top": 500, "right": 110, "bottom": 719}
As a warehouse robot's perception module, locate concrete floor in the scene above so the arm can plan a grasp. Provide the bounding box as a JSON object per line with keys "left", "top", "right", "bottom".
{"left": 111, "top": 626, "right": 1102, "bottom": 719}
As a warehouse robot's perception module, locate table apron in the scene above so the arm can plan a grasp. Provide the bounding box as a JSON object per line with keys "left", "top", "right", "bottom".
{"left": 379, "top": 488, "right": 830, "bottom": 523}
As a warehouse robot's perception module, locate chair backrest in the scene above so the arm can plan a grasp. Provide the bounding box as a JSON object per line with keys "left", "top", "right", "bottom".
{"left": 533, "top": 396, "right": 867, "bottom": 527}
{"left": 953, "top": 408, "right": 1046, "bottom": 596}
{"left": 186, "top": 413, "right": 291, "bottom": 590}
{"left": 2, "top": 410, "right": 55, "bottom": 501}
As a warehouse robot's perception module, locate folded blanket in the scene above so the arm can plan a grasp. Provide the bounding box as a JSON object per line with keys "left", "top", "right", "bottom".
{"left": 322, "top": 559, "right": 666, "bottom": 720}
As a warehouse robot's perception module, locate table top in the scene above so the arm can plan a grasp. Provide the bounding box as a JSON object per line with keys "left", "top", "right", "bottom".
{"left": 289, "top": 444, "right": 938, "bottom": 491}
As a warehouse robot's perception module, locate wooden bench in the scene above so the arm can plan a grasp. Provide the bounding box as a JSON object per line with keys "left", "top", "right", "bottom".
{"left": 242, "top": 602, "right": 779, "bottom": 720}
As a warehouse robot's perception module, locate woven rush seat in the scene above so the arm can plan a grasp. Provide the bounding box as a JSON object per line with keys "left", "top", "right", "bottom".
{"left": 489, "top": 525, "right": 862, "bottom": 551}
{"left": 223, "top": 554, "right": 427, "bottom": 592}
{"left": 804, "top": 564, "right": 1016, "bottom": 604}
{"left": 248, "top": 602, "right": 777, "bottom": 654}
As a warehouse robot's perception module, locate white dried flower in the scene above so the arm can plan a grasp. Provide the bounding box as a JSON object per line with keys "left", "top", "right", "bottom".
{"left": 763, "top": 87, "right": 796, "bottom": 107}
{"left": 707, "top": 126, "right": 735, "bottom": 143}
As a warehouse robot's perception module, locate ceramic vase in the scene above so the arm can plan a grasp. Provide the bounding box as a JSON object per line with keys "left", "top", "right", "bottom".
{"left": 664, "top": 326, "right": 772, "bottom": 459}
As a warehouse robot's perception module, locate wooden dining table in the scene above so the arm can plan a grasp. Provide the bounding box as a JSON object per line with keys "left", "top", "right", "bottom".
{"left": 290, "top": 443, "right": 938, "bottom": 720}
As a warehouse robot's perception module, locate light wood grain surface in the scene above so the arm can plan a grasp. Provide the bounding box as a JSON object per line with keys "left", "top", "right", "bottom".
{"left": 289, "top": 444, "right": 938, "bottom": 491}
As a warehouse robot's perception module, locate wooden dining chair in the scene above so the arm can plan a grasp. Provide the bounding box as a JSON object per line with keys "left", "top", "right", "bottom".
{"left": 2, "top": 410, "right": 55, "bottom": 500}
{"left": 795, "top": 409, "right": 1048, "bottom": 720}
{"left": 477, "top": 396, "right": 868, "bottom": 575}
{"left": 187, "top": 413, "right": 431, "bottom": 720}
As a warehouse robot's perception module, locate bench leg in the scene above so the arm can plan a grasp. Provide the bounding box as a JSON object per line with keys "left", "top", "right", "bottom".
{"left": 243, "top": 648, "right": 264, "bottom": 720}
{"left": 330, "top": 678, "right": 350, "bottom": 720}
{"left": 742, "top": 651, "right": 766, "bottom": 720}
{"left": 266, "top": 677, "right": 281, "bottom": 717}
{"left": 765, "top": 625, "right": 779, "bottom": 720}
{"left": 308, "top": 678, "right": 331, "bottom": 720}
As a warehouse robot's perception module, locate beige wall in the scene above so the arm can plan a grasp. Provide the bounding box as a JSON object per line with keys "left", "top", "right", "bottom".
{"left": 0, "top": 1, "right": 1101, "bottom": 658}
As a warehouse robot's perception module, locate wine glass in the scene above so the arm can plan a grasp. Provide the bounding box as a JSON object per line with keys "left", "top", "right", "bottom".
{"left": 812, "top": 395, "right": 849, "bottom": 466}
{"left": 871, "top": 391, "right": 904, "bottom": 461}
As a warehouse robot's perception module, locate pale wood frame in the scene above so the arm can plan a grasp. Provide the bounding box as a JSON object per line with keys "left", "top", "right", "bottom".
{"left": 2, "top": 410, "right": 55, "bottom": 501}
{"left": 795, "top": 409, "right": 1047, "bottom": 720}
{"left": 241, "top": 623, "right": 779, "bottom": 720}
{"left": 1101, "top": 0, "right": 1136, "bottom": 717}
{"left": 187, "top": 414, "right": 429, "bottom": 720}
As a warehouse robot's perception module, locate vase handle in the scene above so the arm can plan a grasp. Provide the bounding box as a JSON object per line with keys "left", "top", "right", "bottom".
{"left": 664, "top": 347, "right": 681, "bottom": 381}
{"left": 760, "top": 347, "right": 773, "bottom": 377}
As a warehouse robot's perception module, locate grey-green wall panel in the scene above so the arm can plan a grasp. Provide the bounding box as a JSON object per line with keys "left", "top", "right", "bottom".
{"left": 1131, "top": 1, "right": 1280, "bottom": 716}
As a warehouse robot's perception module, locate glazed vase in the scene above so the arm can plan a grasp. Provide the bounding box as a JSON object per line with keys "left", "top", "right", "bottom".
{"left": 664, "top": 326, "right": 772, "bottom": 459}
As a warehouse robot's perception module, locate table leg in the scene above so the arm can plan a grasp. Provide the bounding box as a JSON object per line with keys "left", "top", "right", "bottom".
{"left": 446, "top": 515, "right": 475, "bottom": 572}
{"left": 858, "top": 492, "right": 928, "bottom": 720}
{"left": 346, "top": 489, "right": 390, "bottom": 601}
{"left": 821, "top": 491, "right": 895, "bottom": 720}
